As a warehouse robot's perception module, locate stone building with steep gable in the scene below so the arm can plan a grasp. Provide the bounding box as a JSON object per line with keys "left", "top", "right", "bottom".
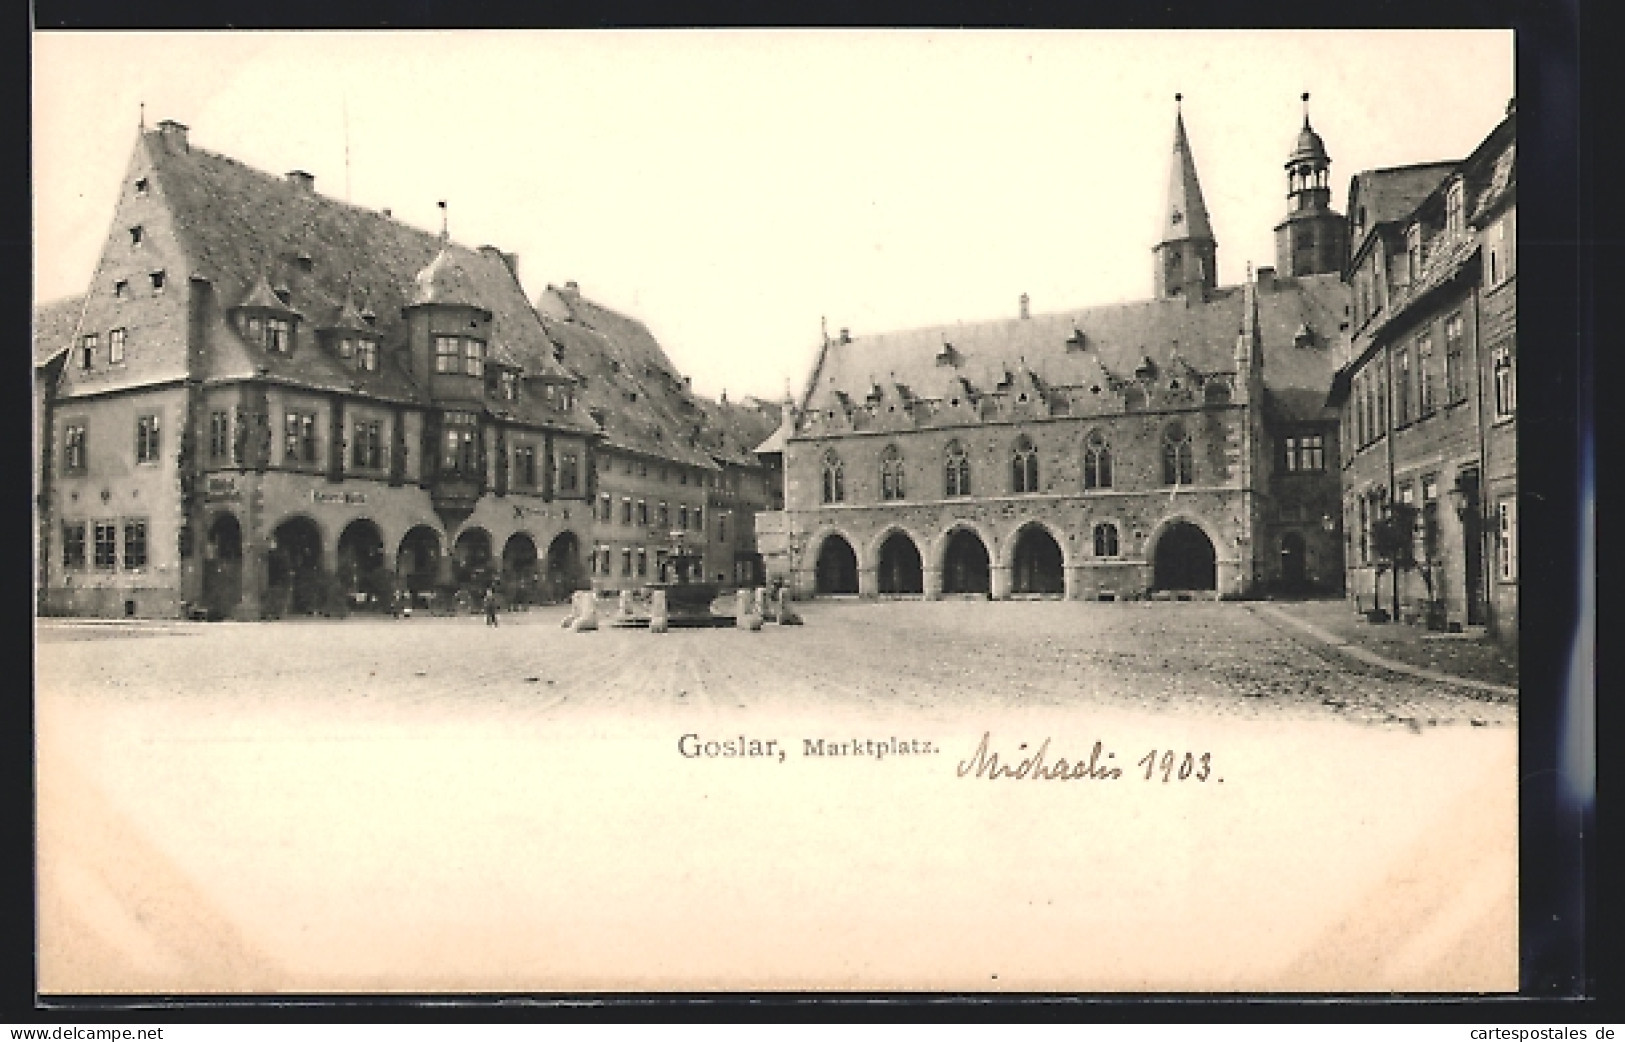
{"left": 769, "top": 100, "right": 1350, "bottom": 602}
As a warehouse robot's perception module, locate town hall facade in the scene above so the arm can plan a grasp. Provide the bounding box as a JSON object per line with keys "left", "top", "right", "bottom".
{"left": 768, "top": 100, "right": 1350, "bottom": 602}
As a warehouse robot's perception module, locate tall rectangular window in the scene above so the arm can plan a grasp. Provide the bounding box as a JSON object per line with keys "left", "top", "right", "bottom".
{"left": 1485, "top": 215, "right": 1513, "bottom": 287}
{"left": 63, "top": 423, "right": 88, "bottom": 474}
{"left": 135, "top": 414, "right": 161, "bottom": 463}
{"left": 434, "top": 336, "right": 460, "bottom": 374}
{"left": 1417, "top": 334, "right": 1435, "bottom": 416}
{"left": 94, "top": 521, "right": 118, "bottom": 570}
{"left": 109, "top": 328, "right": 127, "bottom": 364}
{"left": 464, "top": 338, "right": 485, "bottom": 378}
{"left": 1445, "top": 314, "right": 1466, "bottom": 403}
{"left": 1446, "top": 181, "right": 1465, "bottom": 239}
{"left": 636, "top": 548, "right": 648, "bottom": 577}
{"left": 79, "top": 334, "right": 97, "bottom": 370}
{"left": 123, "top": 519, "right": 148, "bottom": 570}
{"left": 352, "top": 420, "right": 382, "bottom": 469}
{"left": 285, "top": 411, "right": 318, "bottom": 463}
{"left": 1283, "top": 436, "right": 1300, "bottom": 473}
{"left": 599, "top": 493, "right": 612, "bottom": 522}
{"left": 1497, "top": 499, "right": 1517, "bottom": 581}
{"left": 61, "top": 522, "right": 86, "bottom": 569}
{"left": 443, "top": 427, "right": 477, "bottom": 474}
{"left": 209, "top": 411, "right": 230, "bottom": 460}
{"left": 1395, "top": 348, "right": 1412, "bottom": 425}
{"left": 621, "top": 548, "right": 633, "bottom": 577}
{"left": 356, "top": 339, "right": 377, "bottom": 372}
{"left": 557, "top": 452, "right": 578, "bottom": 493}
{"left": 1493, "top": 344, "right": 1516, "bottom": 418}
{"left": 678, "top": 505, "right": 689, "bottom": 530}
{"left": 658, "top": 502, "right": 670, "bottom": 529}
{"left": 515, "top": 446, "right": 537, "bottom": 487}
{"left": 621, "top": 498, "right": 632, "bottom": 526}
{"left": 1374, "top": 367, "right": 1387, "bottom": 435}
{"left": 1353, "top": 374, "right": 1367, "bottom": 446}
{"left": 1357, "top": 497, "right": 1369, "bottom": 565}
{"left": 637, "top": 500, "right": 649, "bottom": 527}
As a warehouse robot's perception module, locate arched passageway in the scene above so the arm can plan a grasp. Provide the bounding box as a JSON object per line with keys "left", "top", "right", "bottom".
{"left": 1011, "top": 524, "right": 1065, "bottom": 595}
{"left": 502, "top": 533, "right": 541, "bottom": 603}
{"left": 1153, "top": 521, "right": 1217, "bottom": 591}
{"left": 877, "top": 532, "right": 924, "bottom": 595}
{"left": 942, "top": 529, "right": 991, "bottom": 595}
{"left": 202, "top": 513, "right": 243, "bottom": 618}
{"left": 544, "top": 531, "right": 585, "bottom": 602}
{"left": 337, "top": 519, "right": 389, "bottom": 609}
{"left": 268, "top": 516, "right": 324, "bottom": 614}
{"left": 397, "top": 526, "right": 442, "bottom": 600}
{"left": 814, "top": 534, "right": 859, "bottom": 595}
{"left": 453, "top": 528, "right": 494, "bottom": 590}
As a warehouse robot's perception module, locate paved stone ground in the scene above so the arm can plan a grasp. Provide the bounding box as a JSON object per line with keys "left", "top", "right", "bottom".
{"left": 34, "top": 601, "right": 1519, "bottom": 993}
{"left": 37, "top": 599, "right": 1516, "bottom": 730}
{"left": 1258, "top": 598, "right": 1519, "bottom": 689}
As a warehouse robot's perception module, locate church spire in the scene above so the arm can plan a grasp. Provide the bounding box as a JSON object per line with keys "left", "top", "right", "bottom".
{"left": 1162, "top": 94, "right": 1215, "bottom": 244}
{"left": 1153, "top": 95, "right": 1218, "bottom": 301}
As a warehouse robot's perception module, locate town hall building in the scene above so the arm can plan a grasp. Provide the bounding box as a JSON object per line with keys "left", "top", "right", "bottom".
{"left": 764, "top": 98, "right": 1351, "bottom": 602}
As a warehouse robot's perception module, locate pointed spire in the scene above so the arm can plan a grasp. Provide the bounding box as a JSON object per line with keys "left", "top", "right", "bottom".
{"left": 437, "top": 200, "right": 449, "bottom": 241}
{"left": 1162, "top": 95, "right": 1215, "bottom": 244}
{"left": 1236, "top": 262, "right": 1261, "bottom": 370}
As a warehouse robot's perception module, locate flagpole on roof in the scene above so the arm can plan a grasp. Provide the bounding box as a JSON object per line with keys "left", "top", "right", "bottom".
{"left": 139, "top": 102, "right": 145, "bottom": 130}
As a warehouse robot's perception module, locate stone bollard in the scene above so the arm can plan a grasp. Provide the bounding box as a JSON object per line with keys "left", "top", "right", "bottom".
{"left": 753, "top": 587, "right": 770, "bottom": 621}
{"left": 649, "top": 589, "right": 669, "bottom": 633}
{"left": 570, "top": 590, "right": 599, "bottom": 632}
{"left": 559, "top": 595, "right": 578, "bottom": 628}
{"left": 735, "top": 590, "right": 756, "bottom": 630}
{"left": 777, "top": 587, "right": 803, "bottom": 626}
{"left": 617, "top": 590, "right": 634, "bottom": 617}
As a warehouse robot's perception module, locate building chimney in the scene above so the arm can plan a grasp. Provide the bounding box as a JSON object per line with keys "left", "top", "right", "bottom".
{"left": 156, "top": 119, "right": 189, "bottom": 152}
{"left": 839, "top": 327, "right": 851, "bottom": 344}
{"left": 1255, "top": 265, "right": 1276, "bottom": 289}
{"left": 286, "top": 170, "right": 315, "bottom": 192}
{"left": 1019, "top": 292, "right": 1030, "bottom": 320}
{"left": 381, "top": 208, "right": 392, "bottom": 218}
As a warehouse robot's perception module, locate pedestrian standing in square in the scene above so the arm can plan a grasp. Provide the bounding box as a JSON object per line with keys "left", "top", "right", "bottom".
{"left": 484, "top": 584, "right": 499, "bottom": 627}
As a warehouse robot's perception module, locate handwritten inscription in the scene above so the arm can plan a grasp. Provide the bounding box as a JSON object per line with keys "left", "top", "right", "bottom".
{"left": 956, "top": 732, "right": 1223, "bottom": 784}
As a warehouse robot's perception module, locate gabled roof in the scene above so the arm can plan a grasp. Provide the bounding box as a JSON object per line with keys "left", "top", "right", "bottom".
{"left": 33, "top": 295, "right": 84, "bottom": 368}
{"left": 800, "top": 273, "right": 1347, "bottom": 427}
{"left": 538, "top": 284, "right": 721, "bottom": 469}
{"left": 140, "top": 127, "right": 583, "bottom": 424}
{"left": 1346, "top": 161, "right": 1459, "bottom": 262}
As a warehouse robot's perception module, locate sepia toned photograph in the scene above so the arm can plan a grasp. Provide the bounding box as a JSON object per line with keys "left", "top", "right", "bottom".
{"left": 32, "top": 29, "right": 1521, "bottom": 994}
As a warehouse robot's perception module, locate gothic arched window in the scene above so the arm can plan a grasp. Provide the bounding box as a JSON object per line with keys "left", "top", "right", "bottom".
{"left": 880, "top": 444, "right": 906, "bottom": 501}
{"left": 821, "top": 451, "right": 844, "bottom": 504}
{"left": 944, "top": 441, "right": 970, "bottom": 497}
{"left": 1093, "top": 522, "right": 1120, "bottom": 558}
{"left": 1162, "top": 421, "right": 1194, "bottom": 486}
{"left": 1083, "top": 430, "right": 1113, "bottom": 490}
{"left": 1011, "top": 436, "right": 1039, "bottom": 493}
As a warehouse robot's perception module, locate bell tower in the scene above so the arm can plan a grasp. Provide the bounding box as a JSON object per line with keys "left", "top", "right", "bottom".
{"left": 1273, "top": 93, "right": 1347, "bottom": 277}
{"left": 1152, "top": 94, "right": 1218, "bottom": 301}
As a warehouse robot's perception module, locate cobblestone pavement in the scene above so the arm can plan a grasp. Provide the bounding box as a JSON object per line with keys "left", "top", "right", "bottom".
{"left": 1254, "top": 598, "right": 1519, "bottom": 689}
{"left": 36, "top": 600, "right": 1516, "bottom": 731}
{"left": 34, "top": 601, "right": 1518, "bottom": 993}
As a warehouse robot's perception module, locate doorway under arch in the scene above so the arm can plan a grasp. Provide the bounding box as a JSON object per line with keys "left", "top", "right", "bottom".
{"left": 1011, "top": 524, "right": 1065, "bottom": 595}
{"left": 453, "top": 528, "right": 494, "bottom": 590}
{"left": 501, "top": 532, "right": 541, "bottom": 603}
{"left": 1153, "top": 521, "right": 1217, "bottom": 591}
{"left": 877, "top": 531, "right": 923, "bottom": 595}
{"left": 337, "top": 519, "right": 389, "bottom": 609}
{"left": 942, "top": 528, "right": 991, "bottom": 595}
{"left": 397, "top": 526, "right": 442, "bottom": 600}
{"left": 545, "top": 531, "right": 584, "bottom": 602}
{"left": 268, "top": 516, "right": 324, "bottom": 615}
{"left": 814, "top": 534, "right": 859, "bottom": 595}
{"left": 202, "top": 513, "right": 243, "bottom": 618}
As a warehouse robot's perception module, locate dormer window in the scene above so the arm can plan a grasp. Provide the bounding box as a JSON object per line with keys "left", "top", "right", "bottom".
{"left": 114, "top": 280, "right": 128, "bottom": 300}
{"left": 134, "top": 178, "right": 149, "bottom": 197}
{"left": 433, "top": 335, "right": 485, "bottom": 376}
{"left": 497, "top": 371, "right": 519, "bottom": 401}
{"left": 1407, "top": 225, "right": 1424, "bottom": 286}
{"left": 265, "top": 317, "right": 291, "bottom": 353}
{"left": 356, "top": 339, "right": 377, "bottom": 373}
{"left": 149, "top": 271, "right": 166, "bottom": 294}
{"left": 337, "top": 337, "right": 355, "bottom": 359}
{"left": 1446, "top": 180, "right": 1465, "bottom": 239}
{"left": 129, "top": 226, "right": 144, "bottom": 247}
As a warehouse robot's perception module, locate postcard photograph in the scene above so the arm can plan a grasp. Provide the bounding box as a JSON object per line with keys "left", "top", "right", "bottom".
{"left": 31, "top": 28, "right": 1521, "bottom": 994}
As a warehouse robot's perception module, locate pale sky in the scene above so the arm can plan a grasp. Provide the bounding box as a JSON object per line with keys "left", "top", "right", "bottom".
{"left": 33, "top": 30, "right": 1513, "bottom": 401}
